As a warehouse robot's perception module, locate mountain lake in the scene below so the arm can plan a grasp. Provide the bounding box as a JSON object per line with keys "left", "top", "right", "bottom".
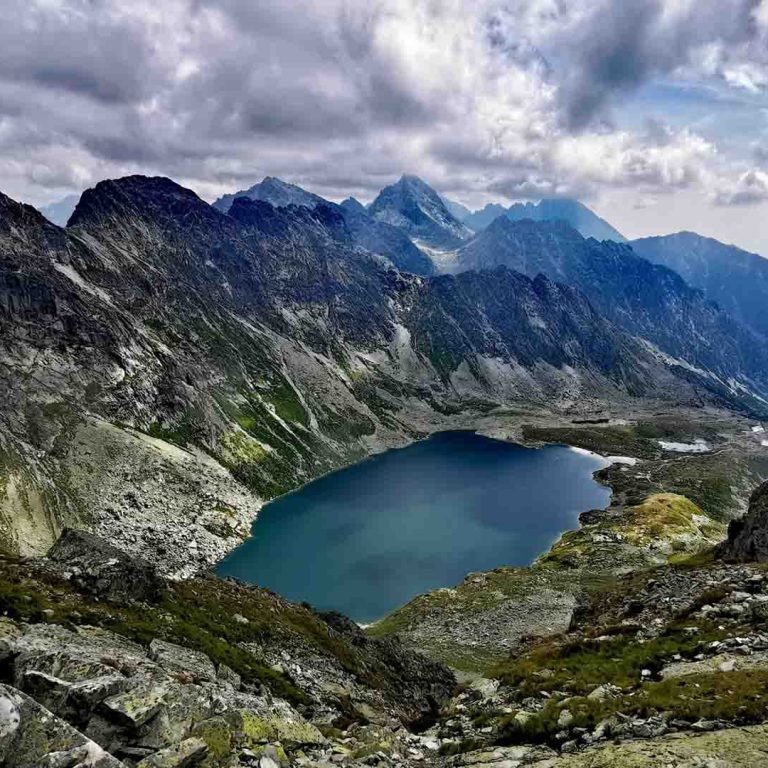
{"left": 218, "top": 431, "right": 611, "bottom": 623}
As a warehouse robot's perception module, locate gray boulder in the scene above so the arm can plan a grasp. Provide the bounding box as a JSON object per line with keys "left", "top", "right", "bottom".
{"left": 47, "top": 528, "right": 166, "bottom": 603}
{"left": 148, "top": 640, "right": 217, "bottom": 684}
{"left": 0, "top": 683, "right": 125, "bottom": 768}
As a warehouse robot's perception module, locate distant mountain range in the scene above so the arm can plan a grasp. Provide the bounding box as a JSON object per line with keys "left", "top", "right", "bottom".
{"left": 38, "top": 194, "right": 80, "bottom": 226}
{"left": 30, "top": 175, "right": 768, "bottom": 406}
{"left": 452, "top": 197, "right": 627, "bottom": 242}
{"left": 633, "top": 232, "right": 768, "bottom": 340}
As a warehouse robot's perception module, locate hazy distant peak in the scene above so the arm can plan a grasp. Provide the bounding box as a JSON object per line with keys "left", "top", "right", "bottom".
{"left": 506, "top": 198, "right": 626, "bottom": 243}
{"left": 38, "top": 193, "right": 81, "bottom": 227}
{"left": 340, "top": 196, "right": 367, "bottom": 215}
{"left": 213, "top": 176, "right": 327, "bottom": 213}
{"left": 368, "top": 175, "right": 472, "bottom": 249}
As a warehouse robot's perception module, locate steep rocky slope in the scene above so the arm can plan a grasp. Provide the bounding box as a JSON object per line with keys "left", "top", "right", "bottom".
{"left": 633, "top": 231, "right": 768, "bottom": 339}
{"left": 1, "top": 175, "right": 716, "bottom": 573}
{"left": 457, "top": 217, "right": 768, "bottom": 410}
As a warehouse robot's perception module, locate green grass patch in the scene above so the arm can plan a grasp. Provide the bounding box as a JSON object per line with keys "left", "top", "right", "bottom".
{"left": 498, "top": 669, "right": 768, "bottom": 746}
{"left": 492, "top": 622, "right": 728, "bottom": 698}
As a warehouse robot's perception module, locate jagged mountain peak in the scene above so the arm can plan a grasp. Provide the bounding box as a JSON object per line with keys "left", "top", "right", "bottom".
{"left": 506, "top": 197, "right": 626, "bottom": 242}
{"left": 368, "top": 174, "right": 472, "bottom": 249}
{"left": 213, "top": 175, "right": 327, "bottom": 213}
{"left": 68, "top": 175, "right": 215, "bottom": 230}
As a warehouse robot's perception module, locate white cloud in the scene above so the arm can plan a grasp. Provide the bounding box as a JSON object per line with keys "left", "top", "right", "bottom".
{"left": 714, "top": 169, "right": 768, "bottom": 205}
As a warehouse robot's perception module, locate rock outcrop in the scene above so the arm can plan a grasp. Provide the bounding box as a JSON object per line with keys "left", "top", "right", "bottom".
{"left": 0, "top": 683, "right": 126, "bottom": 768}
{"left": 47, "top": 528, "right": 166, "bottom": 603}
{"left": 717, "top": 481, "right": 768, "bottom": 562}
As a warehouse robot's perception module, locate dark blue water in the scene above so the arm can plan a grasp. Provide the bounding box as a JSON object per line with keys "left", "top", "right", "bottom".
{"left": 218, "top": 431, "right": 610, "bottom": 622}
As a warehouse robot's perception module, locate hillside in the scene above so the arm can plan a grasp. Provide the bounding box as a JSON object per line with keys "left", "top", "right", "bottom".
{"left": 457, "top": 217, "right": 768, "bottom": 411}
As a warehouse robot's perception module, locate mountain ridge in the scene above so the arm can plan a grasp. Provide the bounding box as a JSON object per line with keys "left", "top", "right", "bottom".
{"left": 462, "top": 197, "right": 626, "bottom": 241}
{"left": 632, "top": 231, "right": 768, "bottom": 340}
{"left": 457, "top": 216, "right": 768, "bottom": 410}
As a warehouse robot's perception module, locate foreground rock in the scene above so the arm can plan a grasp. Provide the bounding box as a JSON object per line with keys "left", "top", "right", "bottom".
{"left": 0, "top": 683, "right": 125, "bottom": 767}
{"left": 47, "top": 528, "right": 166, "bottom": 603}
{"left": 0, "top": 531, "right": 456, "bottom": 766}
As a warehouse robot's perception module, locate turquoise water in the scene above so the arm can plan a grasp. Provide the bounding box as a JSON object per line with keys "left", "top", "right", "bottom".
{"left": 218, "top": 431, "right": 610, "bottom": 622}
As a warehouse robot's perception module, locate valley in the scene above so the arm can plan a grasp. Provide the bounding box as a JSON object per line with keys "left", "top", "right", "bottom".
{"left": 3, "top": 171, "right": 768, "bottom": 767}
{"left": 5, "top": 2, "right": 768, "bottom": 764}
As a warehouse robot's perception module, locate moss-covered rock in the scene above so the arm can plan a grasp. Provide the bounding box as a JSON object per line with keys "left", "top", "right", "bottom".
{"left": 237, "top": 711, "right": 325, "bottom": 748}
{"left": 190, "top": 717, "right": 232, "bottom": 766}
{"left": 136, "top": 737, "right": 208, "bottom": 767}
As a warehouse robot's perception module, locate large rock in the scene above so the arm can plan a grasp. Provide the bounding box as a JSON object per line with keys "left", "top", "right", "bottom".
{"left": 47, "top": 528, "right": 166, "bottom": 603}
{"left": 148, "top": 640, "right": 217, "bottom": 684}
{"left": 0, "top": 683, "right": 125, "bottom": 767}
{"left": 135, "top": 738, "right": 208, "bottom": 767}
{"left": 717, "top": 482, "right": 768, "bottom": 562}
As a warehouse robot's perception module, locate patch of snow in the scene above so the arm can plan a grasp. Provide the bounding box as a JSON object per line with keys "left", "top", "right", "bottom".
{"left": 605, "top": 455, "right": 638, "bottom": 466}
{"left": 763, "top": 440, "right": 768, "bottom": 448}
{"left": 566, "top": 446, "right": 614, "bottom": 467}
{"left": 752, "top": 425, "right": 766, "bottom": 433}
{"left": 568, "top": 446, "right": 595, "bottom": 458}
{"left": 53, "top": 261, "right": 114, "bottom": 305}
{"left": 658, "top": 439, "right": 711, "bottom": 453}
{"left": 414, "top": 240, "right": 459, "bottom": 273}
{"left": 0, "top": 694, "right": 20, "bottom": 738}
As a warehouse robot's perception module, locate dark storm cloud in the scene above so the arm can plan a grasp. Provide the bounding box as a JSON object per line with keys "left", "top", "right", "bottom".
{"left": 0, "top": 2, "right": 159, "bottom": 104}
{"left": 545, "top": 0, "right": 766, "bottom": 129}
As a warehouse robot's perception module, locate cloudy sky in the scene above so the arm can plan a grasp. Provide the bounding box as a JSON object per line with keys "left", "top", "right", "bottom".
{"left": 4, "top": 0, "right": 768, "bottom": 253}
